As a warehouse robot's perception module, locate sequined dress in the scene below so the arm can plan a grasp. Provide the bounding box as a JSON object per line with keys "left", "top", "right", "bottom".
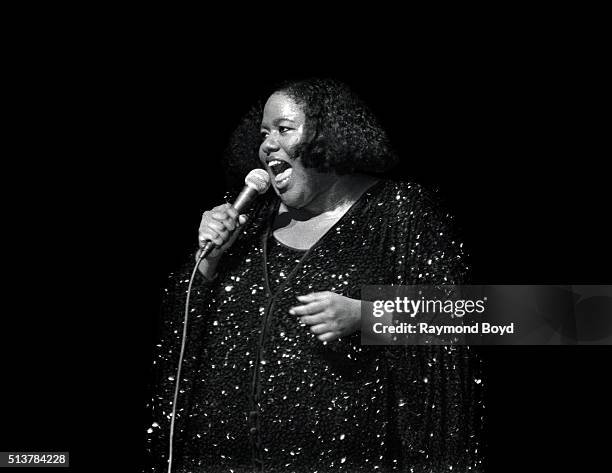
{"left": 144, "top": 180, "right": 484, "bottom": 472}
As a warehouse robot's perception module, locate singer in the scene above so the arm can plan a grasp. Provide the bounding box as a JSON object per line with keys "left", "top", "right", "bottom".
{"left": 144, "top": 78, "right": 484, "bottom": 472}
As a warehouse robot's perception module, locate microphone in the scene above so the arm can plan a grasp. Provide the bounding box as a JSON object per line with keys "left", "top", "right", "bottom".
{"left": 199, "top": 169, "right": 270, "bottom": 259}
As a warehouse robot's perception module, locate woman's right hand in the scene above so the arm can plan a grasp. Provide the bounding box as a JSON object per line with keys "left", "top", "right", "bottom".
{"left": 198, "top": 203, "right": 248, "bottom": 260}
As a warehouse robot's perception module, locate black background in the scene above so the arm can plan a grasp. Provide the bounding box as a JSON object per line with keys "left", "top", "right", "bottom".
{"left": 2, "top": 32, "right": 610, "bottom": 472}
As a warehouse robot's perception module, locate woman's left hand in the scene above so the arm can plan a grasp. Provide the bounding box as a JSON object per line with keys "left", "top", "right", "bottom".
{"left": 289, "top": 292, "right": 361, "bottom": 342}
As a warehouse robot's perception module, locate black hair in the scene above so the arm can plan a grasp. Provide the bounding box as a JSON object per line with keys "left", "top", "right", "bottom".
{"left": 224, "top": 77, "right": 398, "bottom": 187}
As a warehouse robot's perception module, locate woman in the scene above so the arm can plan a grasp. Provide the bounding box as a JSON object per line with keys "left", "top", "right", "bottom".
{"left": 144, "top": 79, "right": 484, "bottom": 472}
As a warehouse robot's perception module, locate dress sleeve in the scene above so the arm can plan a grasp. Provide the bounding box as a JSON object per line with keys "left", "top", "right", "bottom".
{"left": 141, "top": 196, "right": 271, "bottom": 471}
{"left": 142, "top": 256, "right": 218, "bottom": 472}
{"left": 385, "top": 185, "right": 485, "bottom": 472}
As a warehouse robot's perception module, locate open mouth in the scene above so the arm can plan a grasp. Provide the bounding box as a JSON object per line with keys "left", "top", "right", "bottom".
{"left": 267, "top": 159, "right": 293, "bottom": 187}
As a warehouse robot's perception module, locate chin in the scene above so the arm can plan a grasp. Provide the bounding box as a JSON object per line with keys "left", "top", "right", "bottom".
{"left": 278, "top": 186, "right": 308, "bottom": 209}
{"left": 279, "top": 193, "right": 301, "bottom": 209}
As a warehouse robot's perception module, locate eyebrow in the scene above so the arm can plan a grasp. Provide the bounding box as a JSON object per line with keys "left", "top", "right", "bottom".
{"left": 273, "top": 117, "right": 295, "bottom": 125}
{"left": 260, "top": 117, "right": 298, "bottom": 130}
{"left": 261, "top": 117, "right": 296, "bottom": 128}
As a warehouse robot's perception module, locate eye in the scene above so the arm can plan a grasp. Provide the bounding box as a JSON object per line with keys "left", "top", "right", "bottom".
{"left": 260, "top": 130, "right": 269, "bottom": 141}
{"left": 278, "top": 126, "right": 292, "bottom": 134}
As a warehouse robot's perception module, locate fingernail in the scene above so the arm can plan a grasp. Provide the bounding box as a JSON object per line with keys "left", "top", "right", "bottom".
{"left": 296, "top": 295, "right": 307, "bottom": 300}
{"left": 289, "top": 308, "right": 295, "bottom": 315}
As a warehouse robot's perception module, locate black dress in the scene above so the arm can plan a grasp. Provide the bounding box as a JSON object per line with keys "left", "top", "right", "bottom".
{"left": 144, "top": 180, "right": 484, "bottom": 472}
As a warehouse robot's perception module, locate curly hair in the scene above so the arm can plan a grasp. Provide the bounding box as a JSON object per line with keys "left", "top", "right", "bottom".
{"left": 224, "top": 78, "right": 398, "bottom": 187}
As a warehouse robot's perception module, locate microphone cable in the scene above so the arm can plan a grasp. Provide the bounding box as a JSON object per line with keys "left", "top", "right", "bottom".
{"left": 167, "top": 251, "right": 206, "bottom": 473}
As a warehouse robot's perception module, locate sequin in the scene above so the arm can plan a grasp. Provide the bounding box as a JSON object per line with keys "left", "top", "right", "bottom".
{"left": 144, "top": 180, "right": 484, "bottom": 472}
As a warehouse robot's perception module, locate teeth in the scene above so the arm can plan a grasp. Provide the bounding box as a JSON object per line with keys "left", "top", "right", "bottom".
{"left": 268, "top": 159, "right": 282, "bottom": 168}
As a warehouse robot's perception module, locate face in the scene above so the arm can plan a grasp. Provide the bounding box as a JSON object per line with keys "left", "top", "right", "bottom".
{"left": 259, "top": 92, "right": 336, "bottom": 209}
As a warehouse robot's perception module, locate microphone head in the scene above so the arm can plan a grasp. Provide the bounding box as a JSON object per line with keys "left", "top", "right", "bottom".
{"left": 245, "top": 169, "right": 271, "bottom": 194}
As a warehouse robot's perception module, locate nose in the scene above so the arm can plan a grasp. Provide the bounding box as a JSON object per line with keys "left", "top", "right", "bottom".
{"left": 260, "top": 132, "right": 280, "bottom": 155}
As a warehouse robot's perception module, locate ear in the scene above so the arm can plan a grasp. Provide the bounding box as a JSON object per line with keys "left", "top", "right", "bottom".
{"left": 303, "top": 119, "right": 319, "bottom": 143}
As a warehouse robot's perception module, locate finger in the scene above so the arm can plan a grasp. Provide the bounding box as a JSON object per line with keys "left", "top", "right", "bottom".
{"left": 199, "top": 230, "right": 226, "bottom": 247}
{"left": 298, "top": 313, "right": 327, "bottom": 325}
{"left": 210, "top": 209, "right": 236, "bottom": 226}
{"left": 212, "top": 203, "right": 231, "bottom": 212}
{"left": 207, "top": 219, "right": 229, "bottom": 234}
{"left": 202, "top": 228, "right": 229, "bottom": 244}
{"left": 199, "top": 234, "right": 225, "bottom": 248}
{"left": 198, "top": 229, "right": 218, "bottom": 242}
{"left": 309, "top": 323, "right": 329, "bottom": 335}
{"left": 224, "top": 205, "right": 239, "bottom": 220}
{"left": 296, "top": 292, "right": 330, "bottom": 303}
{"left": 238, "top": 214, "right": 248, "bottom": 226}
{"left": 289, "top": 300, "right": 327, "bottom": 316}
{"left": 210, "top": 213, "right": 236, "bottom": 231}
{"left": 317, "top": 332, "right": 339, "bottom": 342}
